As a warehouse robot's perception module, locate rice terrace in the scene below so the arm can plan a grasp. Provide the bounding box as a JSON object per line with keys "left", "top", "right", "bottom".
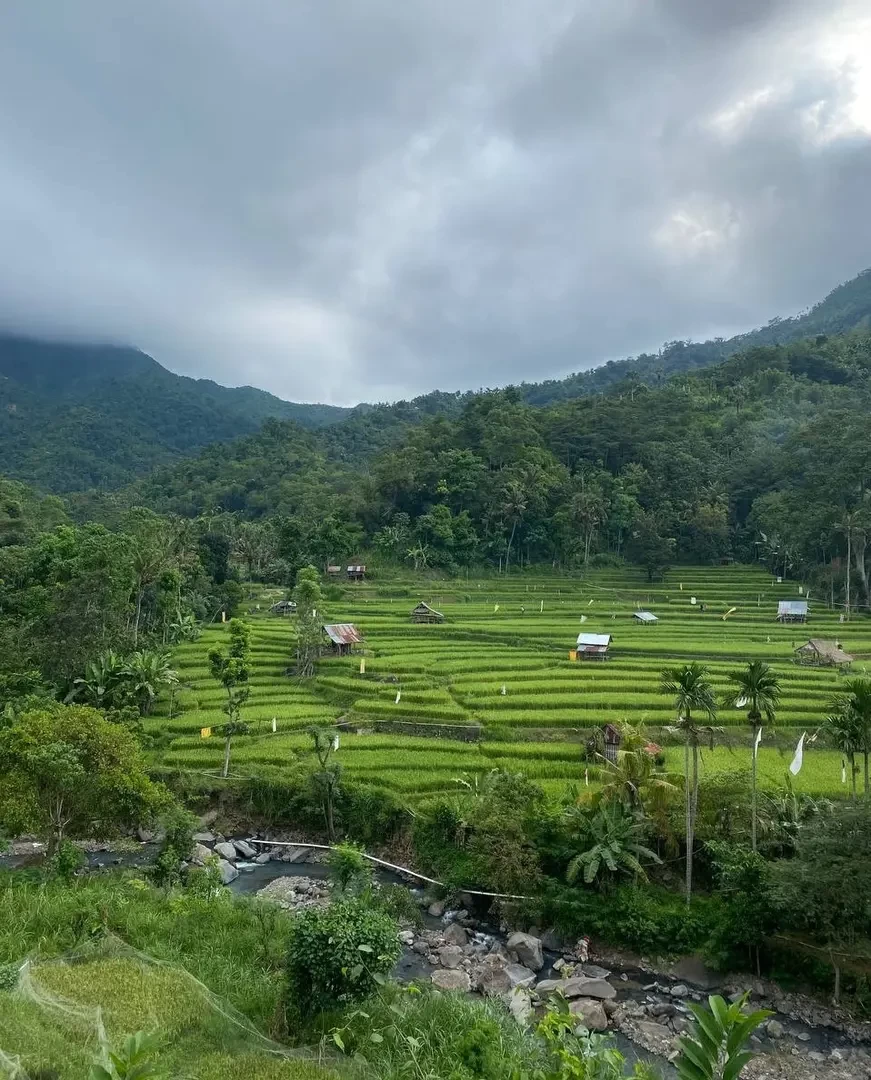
{"left": 156, "top": 564, "right": 871, "bottom": 800}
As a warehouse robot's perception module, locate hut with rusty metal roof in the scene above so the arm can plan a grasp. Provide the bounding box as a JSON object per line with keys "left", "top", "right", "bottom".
{"left": 795, "top": 639, "right": 853, "bottom": 667}
{"left": 322, "top": 623, "right": 364, "bottom": 656}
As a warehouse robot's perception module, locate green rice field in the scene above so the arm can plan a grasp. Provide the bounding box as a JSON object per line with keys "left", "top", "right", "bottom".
{"left": 148, "top": 565, "right": 871, "bottom": 801}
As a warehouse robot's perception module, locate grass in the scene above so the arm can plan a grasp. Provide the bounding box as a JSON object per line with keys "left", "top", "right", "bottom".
{"left": 146, "top": 565, "right": 871, "bottom": 800}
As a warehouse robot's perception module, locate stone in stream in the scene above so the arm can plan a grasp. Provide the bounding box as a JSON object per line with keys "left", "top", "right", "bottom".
{"left": 428, "top": 900, "right": 446, "bottom": 918}
{"left": 507, "top": 932, "right": 544, "bottom": 972}
{"left": 669, "top": 983, "right": 690, "bottom": 998}
{"left": 213, "top": 841, "right": 238, "bottom": 862}
{"left": 217, "top": 859, "right": 239, "bottom": 885}
{"left": 535, "top": 976, "right": 616, "bottom": 1001}
{"left": 439, "top": 945, "right": 464, "bottom": 970}
{"left": 189, "top": 842, "right": 213, "bottom": 866}
{"left": 540, "top": 928, "right": 566, "bottom": 953}
{"left": 254, "top": 852, "right": 272, "bottom": 864}
{"left": 508, "top": 987, "right": 533, "bottom": 1026}
{"left": 233, "top": 839, "right": 258, "bottom": 859}
{"left": 580, "top": 963, "right": 611, "bottom": 980}
{"left": 505, "top": 964, "right": 536, "bottom": 990}
{"left": 432, "top": 969, "right": 471, "bottom": 992}
{"left": 193, "top": 831, "right": 216, "bottom": 844}
{"left": 766, "top": 1019, "right": 784, "bottom": 1039}
{"left": 570, "top": 997, "right": 608, "bottom": 1032}
{"left": 443, "top": 923, "right": 469, "bottom": 946}
{"left": 476, "top": 955, "right": 513, "bottom": 997}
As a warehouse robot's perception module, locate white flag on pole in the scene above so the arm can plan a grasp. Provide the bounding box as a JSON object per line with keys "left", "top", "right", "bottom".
{"left": 332, "top": 734, "right": 339, "bottom": 751}
{"left": 540, "top": 600, "right": 544, "bottom": 613}
{"left": 272, "top": 717, "right": 277, "bottom": 733}
{"left": 842, "top": 757, "right": 847, "bottom": 784}
{"left": 789, "top": 732, "right": 806, "bottom": 776}
{"left": 494, "top": 604, "right": 499, "bottom": 613}
{"left": 395, "top": 689, "right": 401, "bottom": 704}
{"left": 753, "top": 726, "right": 763, "bottom": 759}
{"left": 500, "top": 684, "right": 507, "bottom": 696}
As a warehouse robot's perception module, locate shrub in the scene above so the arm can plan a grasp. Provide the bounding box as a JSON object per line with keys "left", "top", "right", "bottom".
{"left": 150, "top": 803, "right": 198, "bottom": 888}
{"left": 285, "top": 898, "right": 400, "bottom": 1019}
{"left": 327, "top": 843, "right": 373, "bottom": 896}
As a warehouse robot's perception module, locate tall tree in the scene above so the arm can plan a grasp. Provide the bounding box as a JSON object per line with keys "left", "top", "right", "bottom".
{"left": 724, "top": 661, "right": 780, "bottom": 851}
{"left": 207, "top": 619, "right": 251, "bottom": 777}
{"left": 832, "top": 678, "right": 871, "bottom": 797}
{"left": 293, "top": 566, "right": 324, "bottom": 678}
{"left": 660, "top": 662, "right": 718, "bottom": 903}
{"left": 823, "top": 708, "right": 863, "bottom": 798}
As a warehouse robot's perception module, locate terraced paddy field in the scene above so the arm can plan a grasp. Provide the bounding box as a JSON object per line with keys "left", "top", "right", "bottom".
{"left": 149, "top": 565, "right": 871, "bottom": 801}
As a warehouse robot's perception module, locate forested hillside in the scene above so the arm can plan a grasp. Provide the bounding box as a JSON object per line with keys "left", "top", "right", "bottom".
{"left": 66, "top": 328, "right": 870, "bottom": 610}
{"left": 0, "top": 334, "right": 349, "bottom": 491}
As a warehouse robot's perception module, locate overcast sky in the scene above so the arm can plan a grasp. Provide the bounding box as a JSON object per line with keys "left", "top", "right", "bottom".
{"left": 1, "top": 1, "right": 870, "bottom": 405}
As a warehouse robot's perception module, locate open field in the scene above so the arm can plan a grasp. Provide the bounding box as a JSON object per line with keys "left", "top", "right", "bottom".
{"left": 149, "top": 565, "right": 871, "bottom": 800}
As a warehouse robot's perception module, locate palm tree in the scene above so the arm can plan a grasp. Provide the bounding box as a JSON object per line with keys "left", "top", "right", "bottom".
{"left": 724, "top": 661, "right": 780, "bottom": 851}
{"left": 836, "top": 511, "right": 861, "bottom": 621}
{"left": 660, "top": 662, "right": 717, "bottom": 903}
{"left": 564, "top": 801, "right": 660, "bottom": 889}
{"left": 121, "top": 650, "right": 178, "bottom": 716}
{"left": 831, "top": 678, "right": 871, "bottom": 797}
{"left": 823, "top": 709, "right": 863, "bottom": 798}
{"left": 501, "top": 483, "right": 528, "bottom": 573}
{"left": 581, "top": 723, "right": 677, "bottom": 818}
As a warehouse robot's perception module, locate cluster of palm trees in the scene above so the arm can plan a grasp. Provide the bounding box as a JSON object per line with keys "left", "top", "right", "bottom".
{"left": 823, "top": 678, "right": 871, "bottom": 798}
{"left": 66, "top": 648, "right": 179, "bottom": 717}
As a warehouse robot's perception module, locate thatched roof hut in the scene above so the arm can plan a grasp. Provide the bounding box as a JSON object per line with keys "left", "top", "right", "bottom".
{"left": 410, "top": 601, "right": 444, "bottom": 624}
{"left": 795, "top": 639, "right": 853, "bottom": 667}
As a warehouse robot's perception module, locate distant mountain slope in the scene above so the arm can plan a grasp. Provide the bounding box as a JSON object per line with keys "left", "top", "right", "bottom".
{"left": 520, "top": 267, "right": 871, "bottom": 404}
{"left": 0, "top": 334, "right": 350, "bottom": 491}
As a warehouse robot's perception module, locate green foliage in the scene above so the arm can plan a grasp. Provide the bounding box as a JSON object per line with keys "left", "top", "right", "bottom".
{"left": 284, "top": 898, "right": 400, "bottom": 1019}
{"left": 293, "top": 566, "right": 325, "bottom": 678}
{"left": 90, "top": 1031, "right": 163, "bottom": 1080}
{"left": 564, "top": 802, "right": 660, "bottom": 889}
{"left": 47, "top": 839, "right": 87, "bottom": 883}
{"left": 675, "top": 994, "right": 771, "bottom": 1080}
{"left": 0, "top": 703, "right": 167, "bottom": 851}
{"left": 327, "top": 842, "right": 374, "bottom": 896}
{"left": 150, "top": 803, "right": 198, "bottom": 889}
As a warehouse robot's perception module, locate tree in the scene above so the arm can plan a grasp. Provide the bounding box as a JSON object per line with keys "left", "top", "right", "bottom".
{"left": 121, "top": 649, "right": 178, "bottom": 717}
{"left": 308, "top": 726, "right": 341, "bottom": 842}
{"left": 0, "top": 704, "right": 166, "bottom": 854}
{"left": 831, "top": 677, "right": 871, "bottom": 797}
{"left": 660, "top": 662, "right": 718, "bottom": 903}
{"left": 723, "top": 661, "right": 780, "bottom": 851}
{"left": 66, "top": 650, "right": 127, "bottom": 711}
{"left": 292, "top": 565, "right": 324, "bottom": 678}
{"left": 207, "top": 619, "right": 251, "bottom": 777}
{"left": 628, "top": 512, "right": 676, "bottom": 582}
{"left": 581, "top": 723, "right": 676, "bottom": 818}
{"left": 823, "top": 708, "right": 863, "bottom": 798}
{"left": 564, "top": 801, "right": 660, "bottom": 890}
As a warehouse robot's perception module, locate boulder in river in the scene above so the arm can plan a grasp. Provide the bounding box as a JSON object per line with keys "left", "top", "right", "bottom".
{"left": 535, "top": 976, "right": 616, "bottom": 1001}
{"left": 438, "top": 945, "right": 464, "bottom": 970}
{"left": 505, "top": 963, "right": 536, "bottom": 989}
{"left": 507, "top": 932, "right": 544, "bottom": 971}
{"left": 213, "top": 841, "right": 238, "bottom": 862}
{"left": 189, "top": 842, "right": 213, "bottom": 866}
{"left": 233, "top": 839, "right": 258, "bottom": 859}
{"left": 444, "top": 923, "right": 469, "bottom": 946}
{"left": 217, "top": 859, "right": 239, "bottom": 885}
{"left": 570, "top": 997, "right": 609, "bottom": 1032}
{"left": 432, "top": 969, "right": 471, "bottom": 992}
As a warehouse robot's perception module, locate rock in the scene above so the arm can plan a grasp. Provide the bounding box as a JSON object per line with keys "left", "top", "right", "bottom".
{"left": 506, "top": 932, "right": 544, "bottom": 972}
{"left": 580, "top": 963, "right": 611, "bottom": 980}
{"left": 254, "top": 852, "right": 272, "bottom": 864}
{"left": 217, "top": 858, "right": 238, "bottom": 885}
{"left": 233, "top": 839, "right": 258, "bottom": 859}
{"left": 670, "top": 984, "right": 690, "bottom": 998}
{"left": 766, "top": 1019, "right": 784, "bottom": 1039}
{"left": 432, "top": 969, "right": 471, "bottom": 992}
{"left": 671, "top": 1016, "right": 690, "bottom": 1034}
{"left": 136, "top": 827, "right": 155, "bottom": 843}
{"left": 505, "top": 964, "right": 537, "bottom": 990}
{"left": 213, "top": 841, "right": 237, "bottom": 862}
{"left": 198, "top": 809, "right": 219, "bottom": 827}
{"left": 670, "top": 955, "right": 721, "bottom": 990}
{"left": 535, "top": 976, "right": 616, "bottom": 1001}
{"left": 439, "top": 946, "right": 464, "bottom": 970}
{"left": 808, "top": 1051, "right": 825, "bottom": 1064}
{"left": 829, "top": 1049, "right": 844, "bottom": 1063}
{"left": 428, "top": 900, "right": 446, "bottom": 918}
{"left": 475, "top": 955, "right": 512, "bottom": 997}
{"left": 541, "top": 929, "right": 565, "bottom": 953}
{"left": 192, "top": 831, "right": 216, "bottom": 844}
{"left": 648, "top": 1002, "right": 676, "bottom": 1018}
{"left": 413, "top": 941, "right": 429, "bottom": 955}
{"left": 190, "top": 842, "right": 213, "bottom": 866}
{"left": 553, "top": 958, "right": 566, "bottom": 972}
{"left": 508, "top": 987, "right": 533, "bottom": 1026}
{"left": 797, "top": 1031, "right": 811, "bottom": 1042}
{"left": 398, "top": 930, "right": 415, "bottom": 946}
{"left": 570, "top": 997, "right": 608, "bottom": 1032}
{"left": 444, "top": 923, "right": 469, "bottom": 946}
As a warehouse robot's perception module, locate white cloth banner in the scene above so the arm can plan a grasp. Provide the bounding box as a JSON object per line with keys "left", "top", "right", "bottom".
{"left": 789, "top": 732, "right": 806, "bottom": 776}
{"left": 753, "top": 726, "right": 762, "bottom": 759}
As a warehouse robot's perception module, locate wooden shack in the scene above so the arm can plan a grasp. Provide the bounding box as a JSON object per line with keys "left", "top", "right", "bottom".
{"left": 270, "top": 599, "right": 297, "bottom": 616}
{"left": 795, "top": 639, "right": 853, "bottom": 668}
{"left": 326, "top": 565, "right": 342, "bottom": 576}
{"left": 602, "top": 722, "right": 622, "bottom": 762}
{"left": 322, "top": 623, "right": 364, "bottom": 656}
{"left": 410, "top": 601, "right": 444, "bottom": 624}
{"left": 633, "top": 611, "right": 658, "bottom": 625}
{"left": 777, "top": 599, "right": 808, "bottom": 623}
{"left": 575, "top": 632, "right": 611, "bottom": 660}
{"left": 347, "top": 564, "right": 366, "bottom": 582}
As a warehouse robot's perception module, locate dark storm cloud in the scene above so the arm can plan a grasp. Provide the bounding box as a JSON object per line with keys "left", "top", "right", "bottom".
{"left": 0, "top": 0, "right": 869, "bottom": 403}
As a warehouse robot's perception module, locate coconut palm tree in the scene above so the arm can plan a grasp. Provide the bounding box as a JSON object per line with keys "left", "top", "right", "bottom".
{"left": 660, "top": 662, "right": 717, "bottom": 903}
{"left": 580, "top": 723, "right": 677, "bottom": 818}
{"left": 831, "top": 678, "right": 871, "bottom": 797}
{"left": 823, "top": 708, "right": 863, "bottom": 799}
{"left": 724, "top": 661, "right": 780, "bottom": 851}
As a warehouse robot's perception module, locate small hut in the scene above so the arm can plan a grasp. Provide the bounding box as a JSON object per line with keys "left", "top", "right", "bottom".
{"left": 633, "top": 611, "right": 658, "bottom": 625}
{"left": 347, "top": 565, "right": 366, "bottom": 582}
{"left": 795, "top": 639, "right": 853, "bottom": 668}
{"left": 326, "top": 565, "right": 342, "bottom": 577}
{"left": 410, "top": 601, "right": 444, "bottom": 624}
{"left": 777, "top": 599, "right": 808, "bottom": 623}
{"left": 602, "top": 723, "right": 622, "bottom": 762}
{"left": 270, "top": 599, "right": 297, "bottom": 616}
{"left": 575, "top": 632, "right": 611, "bottom": 660}
{"left": 322, "top": 623, "right": 364, "bottom": 656}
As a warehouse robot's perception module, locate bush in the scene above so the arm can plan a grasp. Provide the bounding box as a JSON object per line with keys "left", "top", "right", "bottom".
{"left": 327, "top": 843, "right": 373, "bottom": 896}
{"left": 150, "top": 803, "right": 198, "bottom": 888}
{"left": 285, "top": 898, "right": 400, "bottom": 1020}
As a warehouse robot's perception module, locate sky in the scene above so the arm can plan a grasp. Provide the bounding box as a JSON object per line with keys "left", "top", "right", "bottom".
{"left": 0, "top": 2, "right": 870, "bottom": 406}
